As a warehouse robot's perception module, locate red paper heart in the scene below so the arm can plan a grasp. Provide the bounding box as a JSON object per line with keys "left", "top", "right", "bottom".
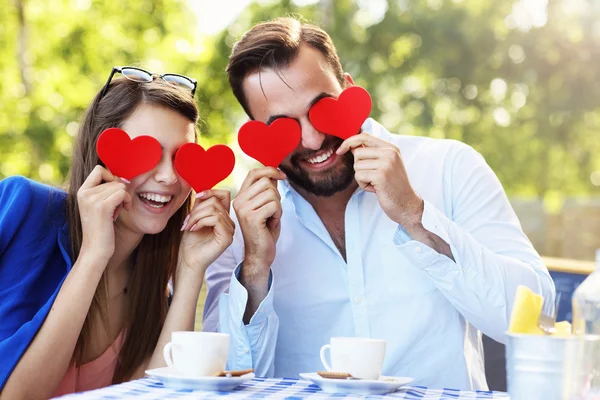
{"left": 308, "top": 86, "right": 372, "bottom": 139}
{"left": 96, "top": 128, "right": 162, "bottom": 180}
{"left": 174, "top": 143, "right": 235, "bottom": 193}
{"left": 238, "top": 118, "right": 301, "bottom": 167}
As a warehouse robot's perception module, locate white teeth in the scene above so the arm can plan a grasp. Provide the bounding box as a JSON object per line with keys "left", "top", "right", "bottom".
{"left": 306, "top": 148, "right": 334, "bottom": 164}
{"left": 139, "top": 193, "right": 172, "bottom": 203}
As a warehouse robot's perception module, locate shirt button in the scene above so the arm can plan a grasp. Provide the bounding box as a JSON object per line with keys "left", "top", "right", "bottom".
{"left": 244, "top": 348, "right": 249, "bottom": 354}
{"left": 354, "top": 297, "right": 363, "bottom": 303}
{"left": 415, "top": 246, "right": 422, "bottom": 253}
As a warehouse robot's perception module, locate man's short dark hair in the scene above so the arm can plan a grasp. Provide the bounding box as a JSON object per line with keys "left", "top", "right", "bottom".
{"left": 226, "top": 17, "right": 345, "bottom": 118}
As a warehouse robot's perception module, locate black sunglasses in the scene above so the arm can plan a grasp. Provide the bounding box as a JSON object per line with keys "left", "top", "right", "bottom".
{"left": 99, "top": 66, "right": 197, "bottom": 98}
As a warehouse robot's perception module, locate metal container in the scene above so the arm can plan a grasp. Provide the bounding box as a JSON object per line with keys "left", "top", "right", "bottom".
{"left": 505, "top": 333, "right": 600, "bottom": 399}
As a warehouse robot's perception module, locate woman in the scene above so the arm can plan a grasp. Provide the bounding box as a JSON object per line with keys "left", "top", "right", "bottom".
{"left": 0, "top": 67, "right": 235, "bottom": 398}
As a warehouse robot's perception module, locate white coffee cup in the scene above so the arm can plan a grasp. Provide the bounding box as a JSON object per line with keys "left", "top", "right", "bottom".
{"left": 163, "top": 331, "right": 230, "bottom": 376}
{"left": 320, "top": 337, "right": 386, "bottom": 380}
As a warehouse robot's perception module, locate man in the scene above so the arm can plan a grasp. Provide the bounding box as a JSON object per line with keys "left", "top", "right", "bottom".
{"left": 203, "top": 17, "right": 555, "bottom": 390}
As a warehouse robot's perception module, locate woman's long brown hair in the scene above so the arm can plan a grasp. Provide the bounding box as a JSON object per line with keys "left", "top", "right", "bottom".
{"left": 66, "top": 77, "right": 198, "bottom": 383}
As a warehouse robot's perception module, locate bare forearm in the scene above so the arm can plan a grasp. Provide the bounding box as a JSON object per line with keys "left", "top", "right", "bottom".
{"left": 140, "top": 268, "right": 204, "bottom": 376}
{"left": 1, "top": 256, "right": 105, "bottom": 400}
{"left": 399, "top": 201, "right": 455, "bottom": 261}
{"left": 239, "top": 261, "right": 270, "bottom": 324}
{"left": 408, "top": 224, "right": 455, "bottom": 261}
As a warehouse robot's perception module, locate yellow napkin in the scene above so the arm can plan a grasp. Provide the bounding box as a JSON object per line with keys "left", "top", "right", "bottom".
{"left": 553, "top": 321, "right": 572, "bottom": 337}
{"left": 508, "top": 285, "right": 545, "bottom": 335}
{"left": 508, "top": 285, "right": 572, "bottom": 336}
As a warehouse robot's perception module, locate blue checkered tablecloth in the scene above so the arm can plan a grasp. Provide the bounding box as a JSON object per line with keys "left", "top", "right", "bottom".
{"left": 55, "top": 377, "right": 509, "bottom": 399}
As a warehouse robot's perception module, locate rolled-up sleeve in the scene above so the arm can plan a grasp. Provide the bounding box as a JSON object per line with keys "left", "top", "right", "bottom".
{"left": 203, "top": 239, "right": 278, "bottom": 377}
{"left": 390, "top": 144, "right": 555, "bottom": 343}
{"left": 216, "top": 265, "right": 278, "bottom": 376}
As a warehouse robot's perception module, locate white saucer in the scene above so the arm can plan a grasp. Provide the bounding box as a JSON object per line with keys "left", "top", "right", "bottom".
{"left": 145, "top": 367, "right": 254, "bottom": 391}
{"left": 299, "top": 372, "right": 414, "bottom": 395}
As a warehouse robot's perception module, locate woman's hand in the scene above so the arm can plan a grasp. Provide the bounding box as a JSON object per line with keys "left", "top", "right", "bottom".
{"left": 77, "top": 165, "right": 132, "bottom": 265}
{"left": 177, "top": 189, "right": 235, "bottom": 277}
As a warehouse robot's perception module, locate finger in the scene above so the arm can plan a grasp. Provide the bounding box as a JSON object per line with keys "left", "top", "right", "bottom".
{"left": 213, "top": 212, "right": 236, "bottom": 236}
{"left": 354, "top": 170, "right": 378, "bottom": 191}
{"left": 112, "top": 190, "right": 133, "bottom": 220}
{"left": 236, "top": 177, "right": 281, "bottom": 204}
{"left": 189, "top": 214, "right": 235, "bottom": 247}
{"left": 184, "top": 203, "right": 233, "bottom": 232}
{"left": 105, "top": 187, "right": 130, "bottom": 216}
{"left": 122, "top": 190, "right": 133, "bottom": 211}
{"left": 219, "top": 210, "right": 236, "bottom": 232}
{"left": 84, "top": 180, "right": 124, "bottom": 201}
{"left": 100, "top": 181, "right": 128, "bottom": 199}
{"left": 191, "top": 212, "right": 234, "bottom": 235}
{"left": 191, "top": 197, "right": 230, "bottom": 218}
{"left": 113, "top": 204, "right": 122, "bottom": 222}
{"left": 212, "top": 218, "right": 235, "bottom": 242}
{"left": 266, "top": 200, "right": 283, "bottom": 229}
{"left": 188, "top": 213, "right": 234, "bottom": 239}
{"left": 356, "top": 179, "right": 372, "bottom": 191}
{"left": 113, "top": 189, "right": 133, "bottom": 212}
{"left": 186, "top": 199, "right": 233, "bottom": 231}
{"left": 258, "top": 200, "right": 282, "bottom": 229}
{"left": 195, "top": 189, "right": 231, "bottom": 211}
{"left": 209, "top": 208, "right": 236, "bottom": 232}
{"left": 336, "top": 133, "right": 384, "bottom": 155}
{"left": 100, "top": 183, "right": 132, "bottom": 218}
{"left": 80, "top": 165, "right": 123, "bottom": 191}
{"left": 354, "top": 159, "right": 382, "bottom": 171}
{"left": 187, "top": 214, "right": 219, "bottom": 232}
{"left": 239, "top": 187, "right": 281, "bottom": 215}
{"left": 81, "top": 167, "right": 131, "bottom": 220}
{"left": 354, "top": 171, "right": 375, "bottom": 192}
{"left": 183, "top": 206, "right": 217, "bottom": 231}
{"left": 252, "top": 198, "right": 282, "bottom": 224}
{"left": 238, "top": 167, "right": 286, "bottom": 194}
{"left": 352, "top": 147, "right": 386, "bottom": 161}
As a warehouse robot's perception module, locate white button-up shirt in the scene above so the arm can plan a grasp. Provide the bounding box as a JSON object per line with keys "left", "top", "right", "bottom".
{"left": 203, "top": 118, "right": 555, "bottom": 390}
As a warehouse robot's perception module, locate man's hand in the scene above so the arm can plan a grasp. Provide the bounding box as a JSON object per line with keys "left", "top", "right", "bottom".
{"left": 233, "top": 167, "right": 286, "bottom": 321}
{"left": 336, "top": 133, "right": 422, "bottom": 226}
{"left": 337, "top": 133, "right": 454, "bottom": 260}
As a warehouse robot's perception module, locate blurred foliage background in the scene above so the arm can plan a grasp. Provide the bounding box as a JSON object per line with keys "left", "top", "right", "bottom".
{"left": 1, "top": 0, "right": 600, "bottom": 204}
{"left": 4, "top": 0, "right": 600, "bottom": 369}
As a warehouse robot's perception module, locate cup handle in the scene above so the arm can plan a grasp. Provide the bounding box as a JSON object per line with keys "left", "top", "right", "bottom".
{"left": 320, "top": 344, "right": 333, "bottom": 371}
{"left": 163, "top": 342, "right": 174, "bottom": 367}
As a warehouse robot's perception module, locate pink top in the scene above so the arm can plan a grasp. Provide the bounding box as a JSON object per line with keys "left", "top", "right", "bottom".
{"left": 53, "top": 332, "right": 124, "bottom": 397}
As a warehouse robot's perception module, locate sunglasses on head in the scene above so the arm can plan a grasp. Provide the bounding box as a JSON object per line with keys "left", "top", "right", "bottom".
{"left": 99, "top": 66, "right": 197, "bottom": 98}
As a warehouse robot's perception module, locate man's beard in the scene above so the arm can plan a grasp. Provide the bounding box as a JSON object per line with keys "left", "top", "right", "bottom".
{"left": 279, "top": 138, "right": 355, "bottom": 197}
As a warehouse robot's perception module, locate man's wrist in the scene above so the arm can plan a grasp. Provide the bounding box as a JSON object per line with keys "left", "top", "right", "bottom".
{"left": 396, "top": 200, "right": 455, "bottom": 261}
{"left": 239, "top": 259, "right": 271, "bottom": 289}
{"left": 239, "top": 259, "right": 271, "bottom": 325}
{"left": 394, "top": 196, "right": 424, "bottom": 228}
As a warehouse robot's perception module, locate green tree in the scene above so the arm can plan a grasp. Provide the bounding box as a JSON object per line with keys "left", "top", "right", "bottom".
{"left": 200, "top": 0, "right": 600, "bottom": 197}
{"left": 2, "top": 0, "right": 600, "bottom": 199}
{"left": 0, "top": 0, "right": 212, "bottom": 183}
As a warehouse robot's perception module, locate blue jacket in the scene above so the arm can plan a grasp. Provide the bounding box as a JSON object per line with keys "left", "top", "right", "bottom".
{"left": 0, "top": 176, "right": 72, "bottom": 390}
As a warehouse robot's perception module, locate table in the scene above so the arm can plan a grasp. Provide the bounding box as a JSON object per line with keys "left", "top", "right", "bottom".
{"left": 56, "top": 377, "right": 509, "bottom": 399}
